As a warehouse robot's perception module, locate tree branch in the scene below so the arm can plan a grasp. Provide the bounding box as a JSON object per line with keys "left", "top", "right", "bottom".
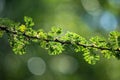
{"left": 0, "top": 26, "right": 120, "bottom": 52}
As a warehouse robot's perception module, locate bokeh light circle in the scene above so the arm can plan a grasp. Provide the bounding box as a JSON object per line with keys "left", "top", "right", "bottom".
{"left": 100, "top": 12, "right": 118, "bottom": 31}
{"left": 81, "top": 0, "right": 102, "bottom": 16}
{"left": 27, "top": 57, "right": 46, "bottom": 76}
{"left": 50, "top": 55, "right": 78, "bottom": 74}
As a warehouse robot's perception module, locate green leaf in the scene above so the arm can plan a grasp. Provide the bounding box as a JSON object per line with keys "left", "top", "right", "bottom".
{"left": 51, "top": 27, "right": 62, "bottom": 35}
{"left": 47, "top": 27, "right": 62, "bottom": 40}
{"left": 82, "top": 48, "right": 100, "bottom": 64}
{"left": 90, "top": 36, "right": 106, "bottom": 47}
{"left": 101, "top": 50, "right": 112, "bottom": 59}
{"left": 18, "top": 24, "right": 26, "bottom": 32}
{"left": 8, "top": 33, "right": 29, "bottom": 55}
{"left": 24, "top": 16, "right": 34, "bottom": 27}
{"left": 37, "top": 29, "right": 47, "bottom": 39}
{"left": 48, "top": 42, "right": 64, "bottom": 55}
{"left": 109, "top": 31, "right": 120, "bottom": 49}
{"left": 61, "top": 32, "right": 86, "bottom": 44}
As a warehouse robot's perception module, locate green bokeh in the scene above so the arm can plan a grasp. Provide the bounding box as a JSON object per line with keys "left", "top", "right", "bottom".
{"left": 0, "top": 0, "right": 120, "bottom": 80}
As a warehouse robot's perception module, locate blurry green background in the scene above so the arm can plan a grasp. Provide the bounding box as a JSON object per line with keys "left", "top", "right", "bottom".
{"left": 0, "top": 0, "right": 120, "bottom": 80}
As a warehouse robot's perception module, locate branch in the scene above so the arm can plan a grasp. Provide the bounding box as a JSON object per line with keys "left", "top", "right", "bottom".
{"left": 0, "top": 17, "right": 120, "bottom": 64}
{"left": 0, "top": 26, "right": 119, "bottom": 51}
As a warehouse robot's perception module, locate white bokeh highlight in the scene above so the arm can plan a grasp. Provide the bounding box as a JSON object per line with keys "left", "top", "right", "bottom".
{"left": 27, "top": 57, "right": 46, "bottom": 76}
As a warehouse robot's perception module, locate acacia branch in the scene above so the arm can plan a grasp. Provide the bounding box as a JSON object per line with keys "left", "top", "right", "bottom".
{"left": 0, "top": 26, "right": 120, "bottom": 52}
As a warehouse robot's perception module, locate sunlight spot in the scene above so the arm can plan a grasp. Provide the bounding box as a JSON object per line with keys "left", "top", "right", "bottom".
{"left": 100, "top": 12, "right": 118, "bottom": 31}
{"left": 27, "top": 57, "right": 46, "bottom": 76}
{"left": 81, "top": 0, "right": 102, "bottom": 16}
{"left": 50, "top": 55, "right": 78, "bottom": 74}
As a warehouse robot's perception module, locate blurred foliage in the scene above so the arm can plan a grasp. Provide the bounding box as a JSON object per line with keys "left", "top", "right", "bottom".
{"left": 0, "top": 0, "right": 120, "bottom": 80}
